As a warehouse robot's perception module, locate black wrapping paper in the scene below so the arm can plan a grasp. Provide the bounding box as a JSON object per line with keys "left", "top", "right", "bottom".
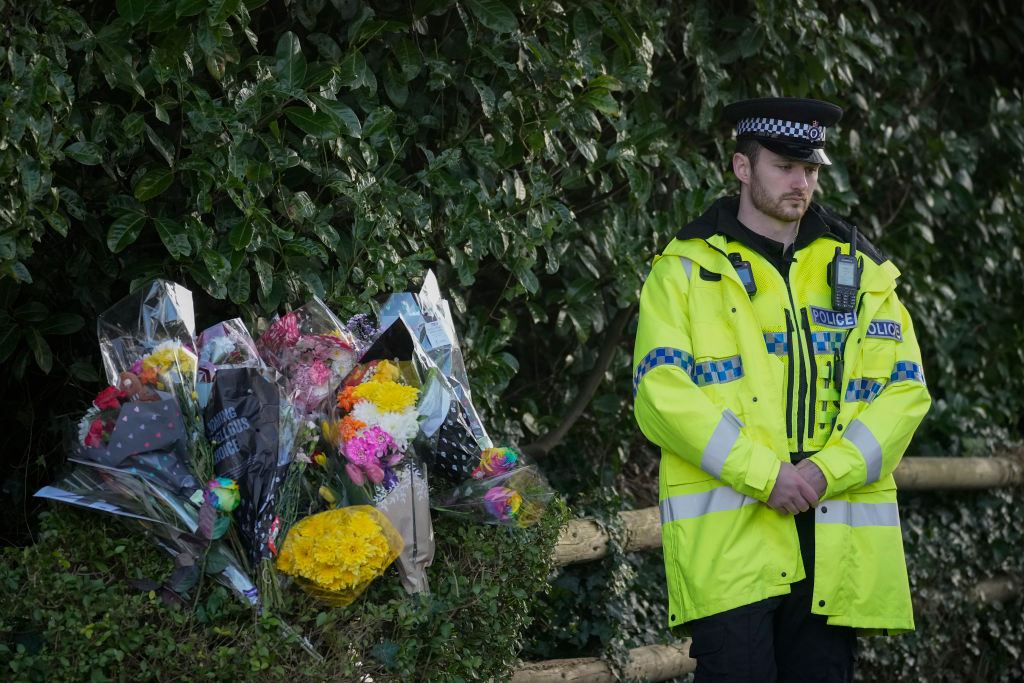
{"left": 205, "top": 367, "right": 286, "bottom": 566}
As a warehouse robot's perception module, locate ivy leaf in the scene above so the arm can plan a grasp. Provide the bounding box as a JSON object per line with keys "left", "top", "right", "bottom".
{"left": 25, "top": 328, "right": 52, "bottom": 373}
{"left": 338, "top": 50, "right": 369, "bottom": 89}
{"left": 70, "top": 361, "right": 100, "bottom": 382}
{"left": 0, "top": 324, "right": 21, "bottom": 364}
{"left": 227, "top": 268, "right": 250, "bottom": 304}
{"left": 284, "top": 106, "right": 338, "bottom": 139}
{"left": 207, "top": 0, "right": 239, "bottom": 25}
{"left": 35, "top": 314, "right": 85, "bottom": 335}
{"left": 8, "top": 262, "right": 32, "bottom": 284}
{"left": 64, "top": 141, "right": 103, "bottom": 165}
{"left": 393, "top": 39, "right": 423, "bottom": 81}
{"left": 204, "top": 548, "right": 231, "bottom": 574}
{"left": 169, "top": 564, "right": 200, "bottom": 594}
{"left": 15, "top": 302, "right": 49, "bottom": 322}
{"left": 582, "top": 88, "right": 619, "bottom": 116}
{"left": 228, "top": 217, "right": 255, "bottom": 250}
{"left": 133, "top": 168, "right": 175, "bottom": 201}
{"left": 253, "top": 256, "right": 273, "bottom": 296}
{"left": 309, "top": 95, "right": 362, "bottom": 138}
{"left": 116, "top": 0, "right": 147, "bottom": 24}
{"left": 200, "top": 249, "right": 232, "bottom": 284}
{"left": 107, "top": 213, "right": 147, "bottom": 253}
{"left": 127, "top": 578, "right": 161, "bottom": 592}
{"left": 153, "top": 217, "right": 192, "bottom": 259}
{"left": 176, "top": 0, "right": 206, "bottom": 18}
{"left": 273, "top": 32, "right": 307, "bottom": 91}
{"left": 464, "top": 0, "right": 519, "bottom": 33}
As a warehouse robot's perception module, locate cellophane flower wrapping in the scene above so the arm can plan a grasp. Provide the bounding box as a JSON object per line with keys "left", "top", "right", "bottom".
{"left": 36, "top": 281, "right": 258, "bottom": 605}
{"left": 323, "top": 318, "right": 436, "bottom": 595}
{"left": 436, "top": 448, "right": 554, "bottom": 528}
{"left": 378, "top": 269, "right": 492, "bottom": 450}
{"left": 256, "top": 297, "right": 359, "bottom": 420}
{"left": 276, "top": 505, "right": 403, "bottom": 606}
{"left": 36, "top": 462, "right": 258, "bottom": 604}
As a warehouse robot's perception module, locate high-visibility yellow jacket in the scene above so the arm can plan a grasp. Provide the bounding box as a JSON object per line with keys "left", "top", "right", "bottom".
{"left": 633, "top": 198, "right": 931, "bottom": 635}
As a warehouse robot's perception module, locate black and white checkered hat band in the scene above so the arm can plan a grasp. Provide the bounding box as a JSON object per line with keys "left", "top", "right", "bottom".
{"left": 736, "top": 117, "right": 826, "bottom": 143}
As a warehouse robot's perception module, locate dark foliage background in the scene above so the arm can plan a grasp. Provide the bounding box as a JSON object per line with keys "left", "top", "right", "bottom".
{"left": 1, "top": 0, "right": 1022, "bottom": 680}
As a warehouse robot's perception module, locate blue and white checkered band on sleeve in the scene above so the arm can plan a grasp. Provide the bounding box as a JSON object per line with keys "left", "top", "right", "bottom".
{"left": 693, "top": 356, "right": 744, "bottom": 387}
{"left": 890, "top": 360, "right": 926, "bottom": 385}
{"left": 845, "top": 378, "right": 885, "bottom": 403}
{"left": 763, "top": 332, "right": 789, "bottom": 355}
{"left": 811, "top": 331, "right": 845, "bottom": 355}
{"left": 737, "top": 117, "right": 827, "bottom": 143}
{"left": 633, "top": 347, "right": 694, "bottom": 397}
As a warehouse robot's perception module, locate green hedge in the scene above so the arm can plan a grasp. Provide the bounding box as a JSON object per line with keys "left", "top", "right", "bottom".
{"left": 2, "top": 500, "right": 566, "bottom": 681}
{"left": 2, "top": 0, "right": 1024, "bottom": 680}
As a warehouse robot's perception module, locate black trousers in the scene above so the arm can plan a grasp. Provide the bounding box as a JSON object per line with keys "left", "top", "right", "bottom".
{"left": 685, "top": 510, "right": 856, "bottom": 683}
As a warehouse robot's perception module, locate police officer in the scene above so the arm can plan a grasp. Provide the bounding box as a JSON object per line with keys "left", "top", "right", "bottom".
{"left": 632, "top": 97, "right": 931, "bottom": 681}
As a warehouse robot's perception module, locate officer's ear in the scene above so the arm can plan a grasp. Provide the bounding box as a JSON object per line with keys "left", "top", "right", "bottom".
{"left": 733, "top": 152, "right": 751, "bottom": 184}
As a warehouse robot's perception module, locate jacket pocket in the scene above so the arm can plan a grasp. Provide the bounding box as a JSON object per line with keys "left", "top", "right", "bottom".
{"left": 861, "top": 338, "right": 896, "bottom": 379}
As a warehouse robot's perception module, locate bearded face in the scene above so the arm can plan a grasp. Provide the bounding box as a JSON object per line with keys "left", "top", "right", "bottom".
{"left": 747, "top": 152, "right": 818, "bottom": 223}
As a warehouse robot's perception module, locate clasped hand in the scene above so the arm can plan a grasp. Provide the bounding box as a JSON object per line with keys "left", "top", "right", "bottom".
{"left": 766, "top": 460, "right": 827, "bottom": 514}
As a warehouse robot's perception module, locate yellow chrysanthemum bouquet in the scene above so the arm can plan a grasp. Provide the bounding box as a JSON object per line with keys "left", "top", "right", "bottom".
{"left": 276, "top": 505, "right": 403, "bottom": 605}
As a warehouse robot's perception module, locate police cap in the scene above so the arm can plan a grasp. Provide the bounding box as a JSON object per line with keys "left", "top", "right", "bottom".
{"left": 723, "top": 97, "right": 843, "bottom": 166}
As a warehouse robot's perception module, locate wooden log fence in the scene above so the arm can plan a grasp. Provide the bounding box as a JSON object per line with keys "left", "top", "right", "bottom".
{"left": 514, "top": 455, "right": 1024, "bottom": 682}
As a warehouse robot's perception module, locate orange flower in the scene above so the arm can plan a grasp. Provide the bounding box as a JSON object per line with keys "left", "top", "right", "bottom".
{"left": 337, "top": 385, "right": 363, "bottom": 412}
{"left": 340, "top": 416, "right": 366, "bottom": 441}
{"left": 139, "top": 366, "right": 159, "bottom": 386}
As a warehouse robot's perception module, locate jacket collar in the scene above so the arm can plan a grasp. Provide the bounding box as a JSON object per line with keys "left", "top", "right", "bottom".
{"left": 663, "top": 196, "right": 899, "bottom": 293}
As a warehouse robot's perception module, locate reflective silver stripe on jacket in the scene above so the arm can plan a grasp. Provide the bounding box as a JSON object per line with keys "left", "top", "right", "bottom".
{"left": 843, "top": 418, "right": 883, "bottom": 484}
{"left": 815, "top": 500, "right": 900, "bottom": 527}
{"left": 660, "top": 486, "right": 759, "bottom": 524}
{"left": 701, "top": 409, "right": 744, "bottom": 479}
{"left": 679, "top": 256, "right": 693, "bottom": 280}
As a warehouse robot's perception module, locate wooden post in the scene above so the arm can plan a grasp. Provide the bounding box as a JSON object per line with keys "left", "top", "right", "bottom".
{"left": 510, "top": 642, "right": 693, "bottom": 683}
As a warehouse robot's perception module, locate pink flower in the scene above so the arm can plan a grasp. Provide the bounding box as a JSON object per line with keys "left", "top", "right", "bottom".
{"left": 346, "top": 462, "right": 366, "bottom": 486}
{"left": 364, "top": 461, "right": 385, "bottom": 484}
{"left": 307, "top": 359, "right": 332, "bottom": 386}
{"left": 343, "top": 427, "right": 394, "bottom": 486}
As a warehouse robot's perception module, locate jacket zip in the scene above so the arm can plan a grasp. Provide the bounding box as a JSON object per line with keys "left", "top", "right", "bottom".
{"left": 784, "top": 310, "right": 795, "bottom": 440}
{"left": 801, "top": 308, "right": 818, "bottom": 440}
{"left": 784, "top": 281, "right": 806, "bottom": 454}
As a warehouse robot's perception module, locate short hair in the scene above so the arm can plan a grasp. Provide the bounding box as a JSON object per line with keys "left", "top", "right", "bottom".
{"left": 735, "top": 138, "right": 761, "bottom": 166}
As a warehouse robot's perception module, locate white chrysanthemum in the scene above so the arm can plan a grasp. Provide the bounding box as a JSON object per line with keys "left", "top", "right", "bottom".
{"left": 350, "top": 401, "right": 420, "bottom": 451}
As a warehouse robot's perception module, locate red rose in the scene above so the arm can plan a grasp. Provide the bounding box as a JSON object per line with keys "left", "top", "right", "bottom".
{"left": 85, "top": 419, "right": 105, "bottom": 447}
{"left": 93, "top": 386, "right": 125, "bottom": 410}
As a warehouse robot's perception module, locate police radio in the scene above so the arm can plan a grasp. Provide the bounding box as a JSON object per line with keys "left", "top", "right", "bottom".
{"left": 729, "top": 252, "right": 757, "bottom": 296}
{"left": 830, "top": 227, "right": 861, "bottom": 312}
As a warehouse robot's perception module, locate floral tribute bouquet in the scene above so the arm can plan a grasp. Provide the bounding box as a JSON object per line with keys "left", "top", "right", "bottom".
{"left": 436, "top": 447, "right": 554, "bottom": 528}
{"left": 36, "top": 281, "right": 258, "bottom": 605}
{"left": 377, "top": 272, "right": 554, "bottom": 528}
{"left": 198, "top": 319, "right": 318, "bottom": 610}
{"left": 256, "top": 297, "right": 360, "bottom": 420}
{"left": 316, "top": 318, "right": 437, "bottom": 594}
{"left": 275, "top": 505, "right": 403, "bottom": 606}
